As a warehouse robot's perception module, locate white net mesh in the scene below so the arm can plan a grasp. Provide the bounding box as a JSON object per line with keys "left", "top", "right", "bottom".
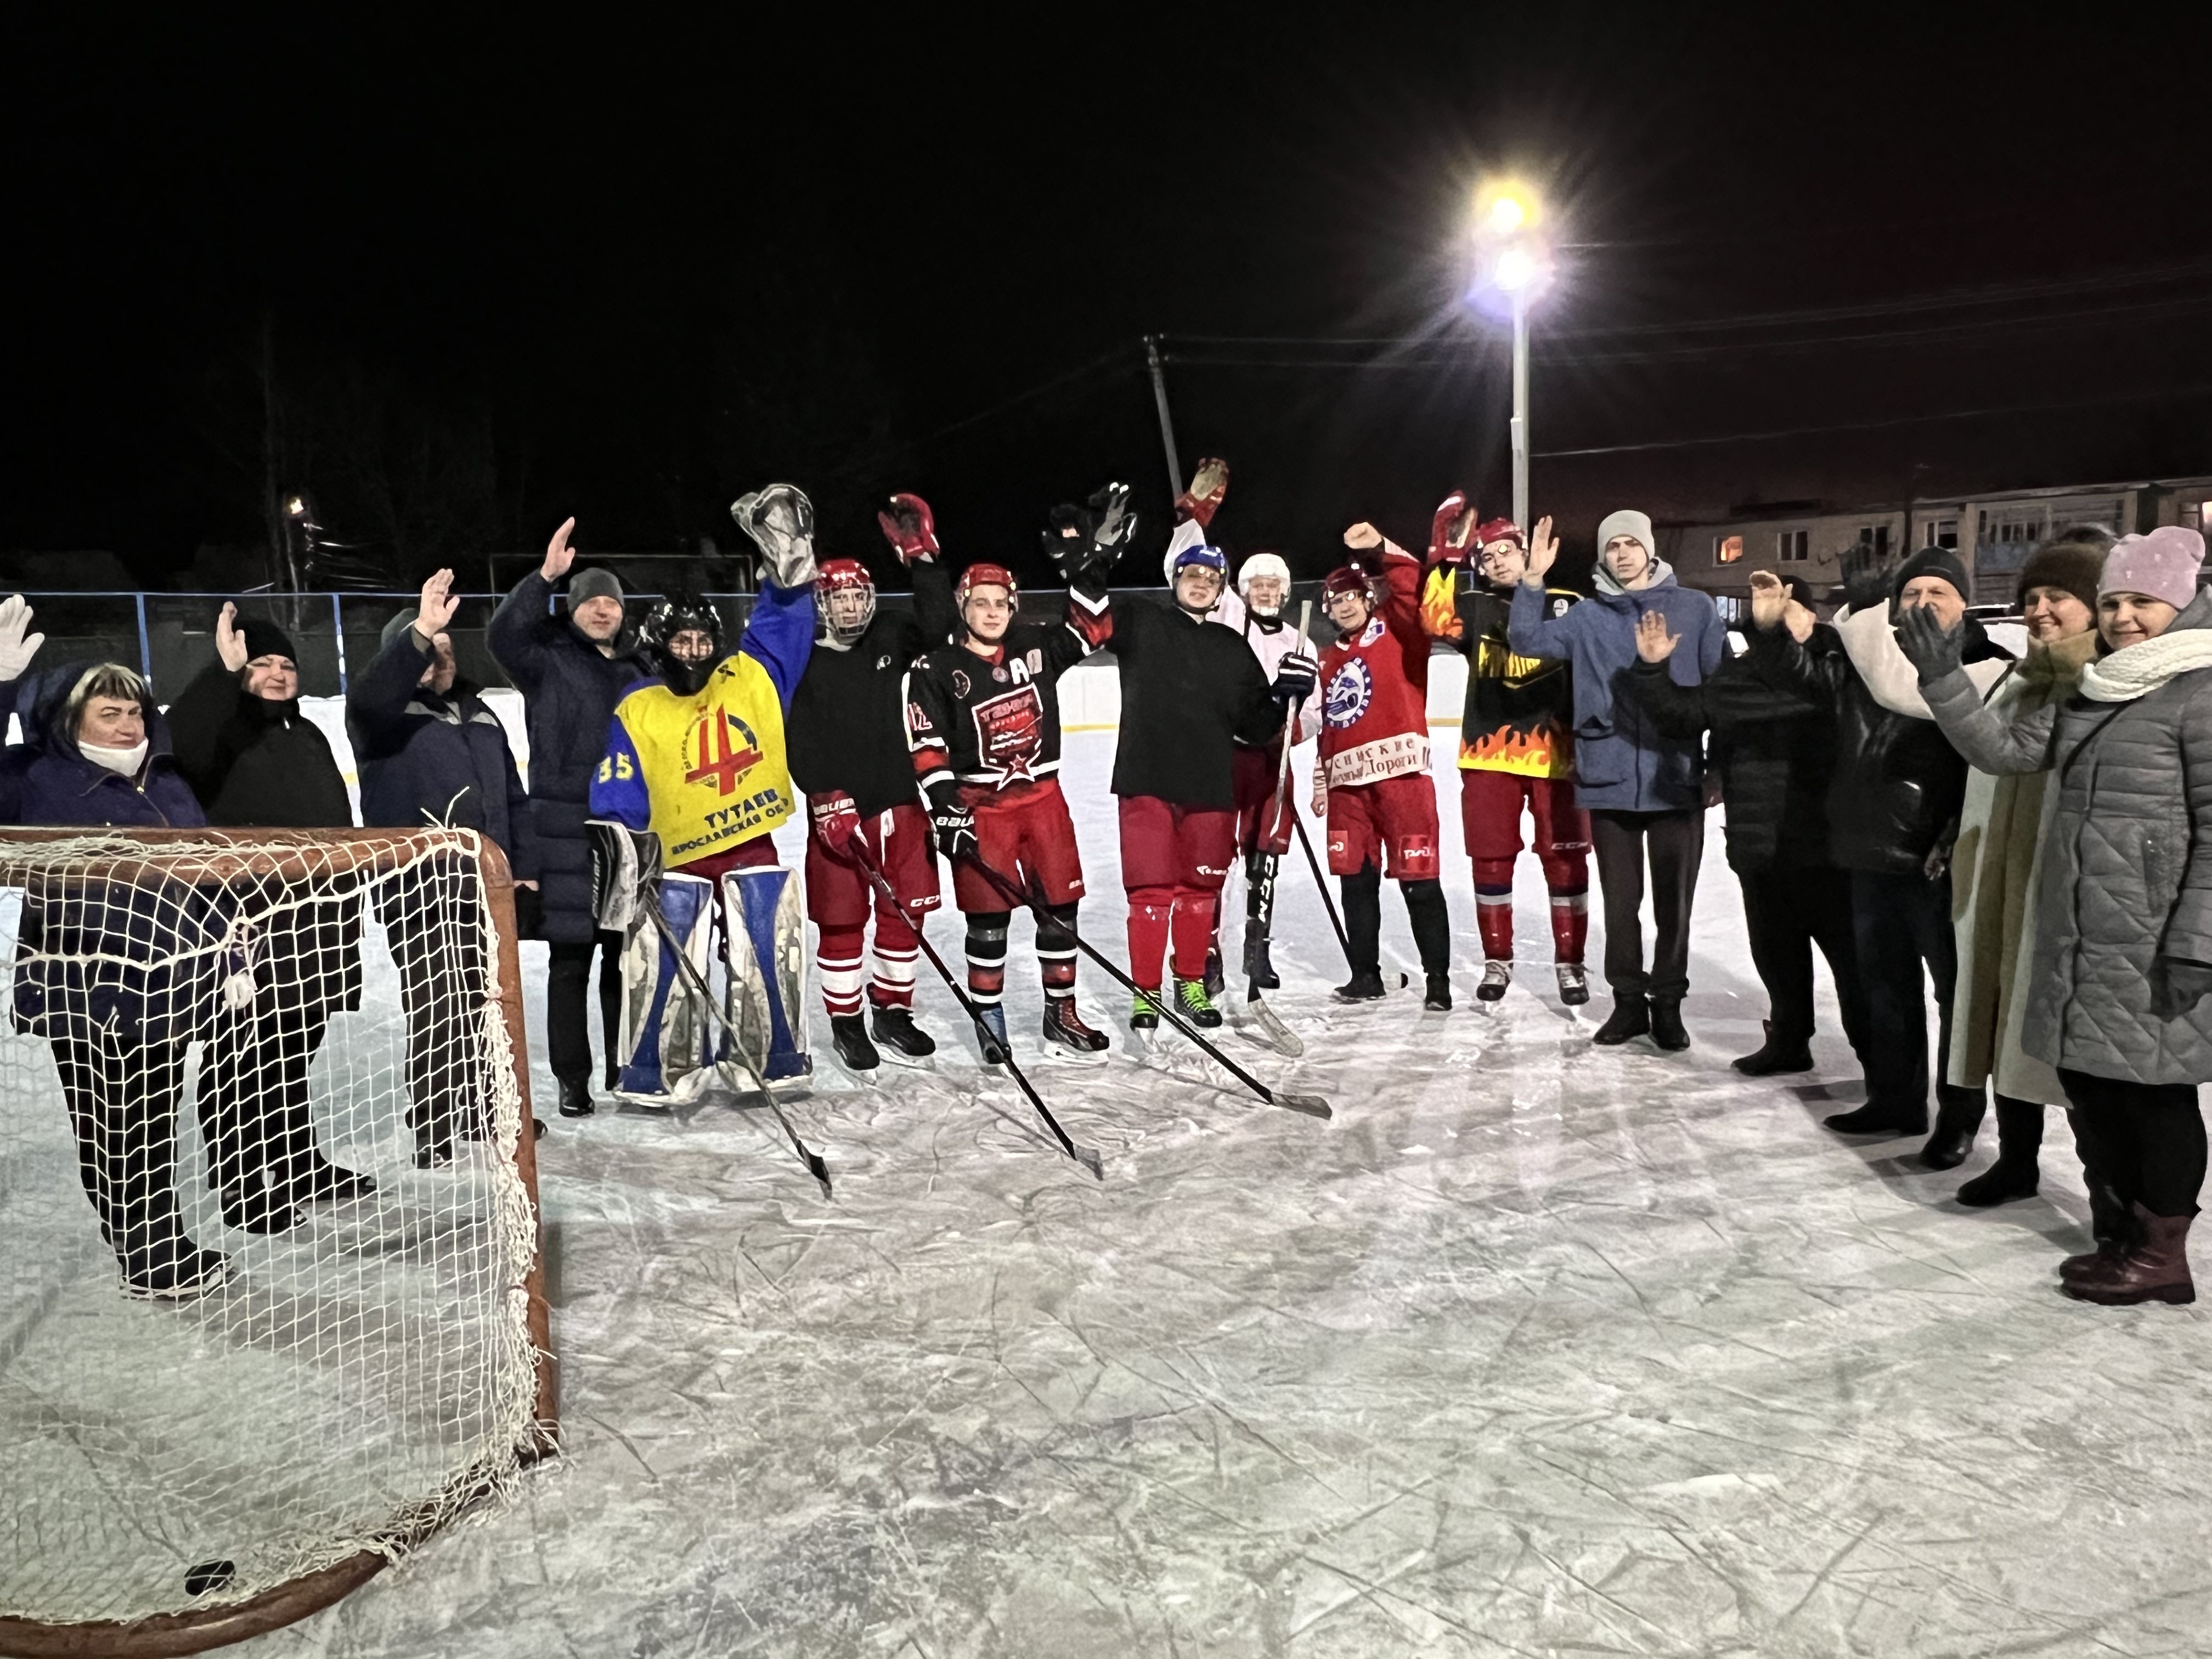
{"left": 0, "top": 828, "right": 544, "bottom": 1632}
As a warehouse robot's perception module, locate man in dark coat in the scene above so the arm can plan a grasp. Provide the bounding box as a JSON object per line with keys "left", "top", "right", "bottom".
{"left": 1, "top": 635, "right": 233, "bottom": 1299}
{"left": 1618, "top": 572, "right": 1870, "bottom": 1076}
{"left": 167, "top": 602, "right": 374, "bottom": 1232}
{"left": 1743, "top": 546, "right": 2012, "bottom": 1156}
{"left": 488, "top": 517, "right": 639, "bottom": 1116}
{"left": 347, "top": 569, "right": 538, "bottom": 1165}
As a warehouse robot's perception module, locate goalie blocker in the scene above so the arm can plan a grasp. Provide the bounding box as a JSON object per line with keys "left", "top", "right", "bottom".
{"left": 589, "top": 822, "right": 810, "bottom": 1101}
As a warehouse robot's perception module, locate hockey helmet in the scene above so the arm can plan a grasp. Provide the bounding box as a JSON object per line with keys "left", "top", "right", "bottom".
{"left": 1171, "top": 543, "right": 1228, "bottom": 580}
{"left": 1475, "top": 516, "right": 1524, "bottom": 549}
{"left": 955, "top": 561, "right": 1019, "bottom": 612}
{"left": 639, "top": 596, "right": 725, "bottom": 697}
{"left": 817, "top": 557, "right": 877, "bottom": 644}
{"left": 1237, "top": 551, "right": 1291, "bottom": 612}
{"left": 1321, "top": 564, "right": 1374, "bottom": 603}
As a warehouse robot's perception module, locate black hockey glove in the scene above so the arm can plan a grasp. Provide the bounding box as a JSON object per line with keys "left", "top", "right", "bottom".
{"left": 1043, "top": 502, "right": 1097, "bottom": 582}
{"left": 1895, "top": 603, "right": 1965, "bottom": 684}
{"left": 1271, "top": 651, "right": 1318, "bottom": 704}
{"left": 1086, "top": 481, "right": 1136, "bottom": 563}
{"left": 927, "top": 785, "right": 979, "bottom": 861}
{"left": 1839, "top": 541, "right": 1892, "bottom": 616}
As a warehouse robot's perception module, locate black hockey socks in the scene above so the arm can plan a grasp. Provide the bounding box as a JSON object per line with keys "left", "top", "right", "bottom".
{"left": 1038, "top": 901, "right": 1081, "bottom": 997}
{"left": 1341, "top": 864, "right": 1383, "bottom": 974}
{"left": 1403, "top": 878, "right": 1451, "bottom": 977}
{"left": 964, "top": 912, "right": 1010, "bottom": 1005}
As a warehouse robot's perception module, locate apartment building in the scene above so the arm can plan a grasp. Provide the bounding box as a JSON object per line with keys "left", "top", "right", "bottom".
{"left": 1660, "top": 477, "right": 2212, "bottom": 620}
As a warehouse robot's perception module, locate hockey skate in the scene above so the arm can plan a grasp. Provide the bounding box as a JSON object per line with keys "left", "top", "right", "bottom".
{"left": 869, "top": 1005, "right": 937, "bottom": 1066}
{"left": 828, "top": 1014, "right": 881, "bottom": 1075}
{"left": 974, "top": 1004, "right": 1012, "bottom": 1066}
{"left": 1130, "top": 990, "right": 1161, "bottom": 1031}
{"left": 1555, "top": 962, "right": 1590, "bottom": 1007}
{"left": 1042, "top": 995, "right": 1109, "bottom": 1063}
{"left": 1424, "top": 973, "right": 1453, "bottom": 1012}
{"left": 1175, "top": 977, "right": 1224, "bottom": 1029}
{"left": 1477, "top": 960, "right": 1513, "bottom": 1002}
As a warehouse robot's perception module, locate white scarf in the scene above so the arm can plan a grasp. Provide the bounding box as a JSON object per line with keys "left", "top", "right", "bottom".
{"left": 2079, "top": 629, "right": 2212, "bottom": 702}
{"left": 80, "top": 738, "right": 149, "bottom": 776}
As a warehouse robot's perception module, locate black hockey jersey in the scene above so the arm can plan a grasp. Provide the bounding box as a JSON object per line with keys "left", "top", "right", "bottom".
{"left": 906, "top": 588, "right": 1110, "bottom": 795}
{"left": 1102, "top": 596, "right": 1284, "bottom": 808}
{"left": 787, "top": 559, "right": 956, "bottom": 816}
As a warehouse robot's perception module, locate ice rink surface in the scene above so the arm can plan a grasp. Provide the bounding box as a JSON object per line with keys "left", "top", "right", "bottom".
{"left": 198, "top": 732, "right": 2209, "bottom": 1657}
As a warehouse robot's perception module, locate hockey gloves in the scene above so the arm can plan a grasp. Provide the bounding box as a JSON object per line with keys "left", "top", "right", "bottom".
{"left": 1271, "top": 650, "right": 1318, "bottom": 705}
{"left": 1043, "top": 482, "right": 1139, "bottom": 585}
{"left": 1175, "top": 457, "right": 1229, "bottom": 528}
{"left": 587, "top": 820, "right": 663, "bottom": 932}
{"left": 0, "top": 594, "right": 44, "bottom": 682}
{"left": 1427, "top": 491, "right": 1477, "bottom": 567}
{"left": 732, "top": 484, "right": 818, "bottom": 590}
{"left": 876, "top": 492, "right": 939, "bottom": 565}
{"left": 810, "top": 790, "right": 861, "bottom": 851}
{"left": 927, "top": 785, "right": 979, "bottom": 861}
{"left": 1895, "top": 603, "right": 1966, "bottom": 684}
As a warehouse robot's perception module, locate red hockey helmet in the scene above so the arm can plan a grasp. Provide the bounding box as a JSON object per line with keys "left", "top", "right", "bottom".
{"left": 1321, "top": 564, "right": 1374, "bottom": 602}
{"left": 955, "top": 561, "right": 1019, "bottom": 611}
{"left": 1475, "top": 516, "right": 1524, "bottom": 548}
{"left": 817, "top": 557, "right": 876, "bottom": 644}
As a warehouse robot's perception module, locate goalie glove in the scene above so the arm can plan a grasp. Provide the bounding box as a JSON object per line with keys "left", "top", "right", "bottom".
{"left": 926, "top": 783, "right": 978, "bottom": 861}
{"left": 0, "top": 594, "right": 44, "bottom": 682}
{"left": 876, "top": 492, "right": 939, "bottom": 565}
{"left": 731, "top": 484, "right": 817, "bottom": 589}
{"left": 588, "top": 820, "right": 663, "bottom": 932}
{"left": 809, "top": 790, "right": 860, "bottom": 851}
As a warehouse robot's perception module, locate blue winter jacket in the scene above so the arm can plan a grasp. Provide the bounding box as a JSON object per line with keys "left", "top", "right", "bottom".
{"left": 1508, "top": 571, "right": 1724, "bottom": 812}
{"left": 1, "top": 661, "right": 232, "bottom": 1045}
{"left": 487, "top": 573, "right": 643, "bottom": 942}
{"left": 343, "top": 628, "right": 537, "bottom": 877}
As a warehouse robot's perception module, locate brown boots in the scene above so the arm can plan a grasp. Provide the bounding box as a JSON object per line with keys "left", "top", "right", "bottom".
{"left": 2062, "top": 1203, "right": 2195, "bottom": 1306}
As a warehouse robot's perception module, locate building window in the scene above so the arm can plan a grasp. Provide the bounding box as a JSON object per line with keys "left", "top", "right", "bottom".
{"left": 2198, "top": 501, "right": 2212, "bottom": 534}
{"left": 1925, "top": 518, "right": 1959, "bottom": 549}
{"left": 1855, "top": 524, "right": 1891, "bottom": 558}
{"left": 1716, "top": 534, "right": 1743, "bottom": 565}
{"left": 1776, "top": 529, "right": 1809, "bottom": 562}
{"left": 1714, "top": 595, "right": 1745, "bottom": 625}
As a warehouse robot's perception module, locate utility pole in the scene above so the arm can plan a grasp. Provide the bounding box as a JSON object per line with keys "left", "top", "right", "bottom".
{"left": 1144, "top": 335, "right": 1183, "bottom": 501}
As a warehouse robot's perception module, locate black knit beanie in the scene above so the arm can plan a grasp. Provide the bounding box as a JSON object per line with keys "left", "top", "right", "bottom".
{"left": 1889, "top": 545, "right": 1970, "bottom": 609}
{"left": 237, "top": 618, "right": 298, "bottom": 665}
{"left": 568, "top": 567, "right": 625, "bottom": 610}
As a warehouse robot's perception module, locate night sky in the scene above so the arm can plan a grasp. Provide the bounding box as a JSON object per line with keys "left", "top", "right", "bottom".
{"left": 7, "top": 9, "right": 2211, "bottom": 591}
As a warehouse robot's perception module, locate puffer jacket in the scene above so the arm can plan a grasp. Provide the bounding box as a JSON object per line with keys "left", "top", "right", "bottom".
{"left": 1508, "top": 572, "right": 1724, "bottom": 812}
{"left": 487, "top": 572, "right": 642, "bottom": 941}
{"left": 165, "top": 659, "right": 353, "bottom": 828}
{"left": 1743, "top": 614, "right": 2011, "bottom": 874}
{"left": 1, "top": 661, "right": 233, "bottom": 1045}
{"left": 1922, "top": 589, "right": 2212, "bottom": 1085}
{"left": 1618, "top": 625, "right": 1845, "bottom": 872}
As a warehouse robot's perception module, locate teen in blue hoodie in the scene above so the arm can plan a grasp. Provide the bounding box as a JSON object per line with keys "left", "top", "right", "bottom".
{"left": 1509, "top": 510, "right": 1723, "bottom": 1049}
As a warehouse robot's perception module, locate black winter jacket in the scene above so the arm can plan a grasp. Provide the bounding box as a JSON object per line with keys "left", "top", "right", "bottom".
{"left": 487, "top": 573, "right": 642, "bottom": 941}
{"left": 1744, "top": 616, "right": 2011, "bottom": 875}
{"left": 1621, "top": 628, "right": 1845, "bottom": 873}
{"left": 345, "top": 628, "right": 535, "bottom": 877}
{"left": 165, "top": 661, "right": 354, "bottom": 828}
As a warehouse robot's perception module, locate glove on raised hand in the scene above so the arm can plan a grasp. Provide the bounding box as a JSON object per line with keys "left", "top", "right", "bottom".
{"left": 876, "top": 493, "right": 939, "bottom": 565}
{"left": 1175, "top": 458, "right": 1229, "bottom": 528}
{"left": 0, "top": 595, "right": 46, "bottom": 682}
{"left": 732, "top": 484, "right": 818, "bottom": 589}
{"left": 1427, "top": 491, "right": 1476, "bottom": 567}
{"left": 1087, "top": 481, "right": 1137, "bottom": 563}
{"left": 1895, "top": 603, "right": 1965, "bottom": 684}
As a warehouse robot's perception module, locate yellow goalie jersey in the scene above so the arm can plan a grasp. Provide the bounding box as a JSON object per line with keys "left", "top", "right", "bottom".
{"left": 592, "top": 653, "right": 799, "bottom": 867}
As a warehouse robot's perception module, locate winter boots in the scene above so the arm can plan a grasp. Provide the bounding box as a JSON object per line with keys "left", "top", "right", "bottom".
{"left": 1824, "top": 1101, "right": 1929, "bottom": 1137}
{"left": 1424, "top": 973, "right": 1452, "bottom": 1012}
{"left": 1956, "top": 1097, "right": 2042, "bottom": 1206}
{"left": 1917, "top": 1093, "right": 1987, "bottom": 1171}
{"left": 2063, "top": 1204, "right": 2196, "bottom": 1306}
{"left": 1591, "top": 995, "right": 1650, "bottom": 1046}
{"left": 1731, "top": 1020, "right": 1812, "bottom": 1076}
{"left": 1333, "top": 968, "right": 1388, "bottom": 1002}
{"left": 557, "top": 1077, "right": 596, "bottom": 1118}
{"left": 1649, "top": 998, "right": 1690, "bottom": 1052}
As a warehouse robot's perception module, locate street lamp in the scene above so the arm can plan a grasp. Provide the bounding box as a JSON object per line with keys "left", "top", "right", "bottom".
{"left": 1468, "top": 179, "right": 1551, "bottom": 529}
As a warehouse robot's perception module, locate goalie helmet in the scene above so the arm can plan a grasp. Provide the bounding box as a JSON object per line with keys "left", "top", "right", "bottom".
{"left": 639, "top": 597, "right": 724, "bottom": 697}
{"left": 816, "top": 557, "right": 876, "bottom": 645}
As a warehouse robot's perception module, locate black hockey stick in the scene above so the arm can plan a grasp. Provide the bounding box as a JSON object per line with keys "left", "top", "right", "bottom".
{"left": 1289, "top": 810, "right": 1355, "bottom": 968}
{"left": 960, "top": 851, "right": 1331, "bottom": 1119}
{"left": 635, "top": 888, "right": 833, "bottom": 1198}
{"left": 848, "top": 839, "right": 1104, "bottom": 1180}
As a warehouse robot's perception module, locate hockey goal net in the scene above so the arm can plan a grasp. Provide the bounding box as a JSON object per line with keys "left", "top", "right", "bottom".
{"left": 0, "top": 827, "right": 554, "bottom": 1656}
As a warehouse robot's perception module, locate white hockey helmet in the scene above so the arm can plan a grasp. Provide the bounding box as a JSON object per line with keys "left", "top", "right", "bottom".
{"left": 1237, "top": 551, "right": 1291, "bottom": 610}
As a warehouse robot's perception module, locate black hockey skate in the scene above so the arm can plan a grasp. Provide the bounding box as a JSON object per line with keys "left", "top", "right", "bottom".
{"left": 1424, "top": 973, "right": 1453, "bottom": 1012}
{"left": 1476, "top": 961, "right": 1512, "bottom": 1002}
{"left": 1175, "top": 976, "right": 1224, "bottom": 1029}
{"left": 870, "top": 1004, "right": 937, "bottom": 1064}
{"left": 830, "top": 1013, "right": 881, "bottom": 1074}
{"left": 1333, "top": 968, "right": 1388, "bottom": 1002}
{"left": 1130, "top": 990, "right": 1161, "bottom": 1031}
{"left": 1042, "top": 995, "right": 1109, "bottom": 1061}
{"left": 121, "top": 1238, "right": 231, "bottom": 1302}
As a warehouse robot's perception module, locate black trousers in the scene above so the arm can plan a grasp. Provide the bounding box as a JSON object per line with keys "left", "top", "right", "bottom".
{"left": 548, "top": 931, "right": 624, "bottom": 1088}
{"left": 194, "top": 1000, "right": 331, "bottom": 1193}
{"left": 1588, "top": 809, "right": 1703, "bottom": 1001}
{"left": 378, "top": 856, "right": 490, "bottom": 1145}
{"left": 49, "top": 1025, "right": 193, "bottom": 1271}
{"left": 2059, "top": 1070, "right": 2208, "bottom": 1218}
{"left": 1738, "top": 862, "right": 1870, "bottom": 1057}
{"left": 1850, "top": 867, "right": 1979, "bottom": 1120}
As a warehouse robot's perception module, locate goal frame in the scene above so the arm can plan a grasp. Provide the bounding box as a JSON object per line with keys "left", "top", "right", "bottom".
{"left": 0, "top": 827, "right": 558, "bottom": 1659}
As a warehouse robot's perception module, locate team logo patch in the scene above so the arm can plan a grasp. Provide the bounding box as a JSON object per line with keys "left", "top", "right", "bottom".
{"left": 684, "top": 709, "right": 765, "bottom": 796}
{"left": 971, "top": 686, "right": 1046, "bottom": 783}
{"left": 876, "top": 653, "right": 894, "bottom": 670}
{"left": 1359, "top": 618, "right": 1385, "bottom": 648}
{"left": 992, "top": 664, "right": 1009, "bottom": 682}
{"left": 1324, "top": 658, "right": 1374, "bottom": 730}
{"left": 951, "top": 669, "right": 971, "bottom": 697}
{"left": 1550, "top": 597, "right": 1571, "bottom": 618}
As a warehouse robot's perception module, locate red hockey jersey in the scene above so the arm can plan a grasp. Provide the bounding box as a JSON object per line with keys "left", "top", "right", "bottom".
{"left": 1317, "top": 544, "right": 1432, "bottom": 789}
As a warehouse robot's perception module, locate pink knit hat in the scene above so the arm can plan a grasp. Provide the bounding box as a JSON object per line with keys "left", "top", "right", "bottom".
{"left": 2100, "top": 526, "right": 2205, "bottom": 609}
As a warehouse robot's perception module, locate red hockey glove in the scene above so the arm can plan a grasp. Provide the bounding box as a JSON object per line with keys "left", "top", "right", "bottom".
{"left": 1428, "top": 490, "right": 1476, "bottom": 567}
{"left": 810, "top": 791, "right": 861, "bottom": 851}
{"left": 1175, "top": 456, "right": 1229, "bottom": 528}
{"left": 877, "top": 492, "right": 940, "bottom": 565}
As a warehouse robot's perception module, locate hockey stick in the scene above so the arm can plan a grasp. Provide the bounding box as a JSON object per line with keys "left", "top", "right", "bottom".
{"left": 847, "top": 839, "right": 1104, "bottom": 1180}
{"left": 1249, "top": 598, "right": 1311, "bottom": 1003}
{"left": 634, "top": 888, "right": 833, "bottom": 1198}
{"left": 960, "top": 852, "right": 1331, "bottom": 1119}
{"left": 1289, "top": 810, "right": 1355, "bottom": 968}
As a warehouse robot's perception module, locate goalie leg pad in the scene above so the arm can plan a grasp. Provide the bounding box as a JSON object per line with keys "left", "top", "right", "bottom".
{"left": 720, "top": 866, "right": 811, "bottom": 1085}
{"left": 618, "top": 874, "right": 716, "bottom": 1099}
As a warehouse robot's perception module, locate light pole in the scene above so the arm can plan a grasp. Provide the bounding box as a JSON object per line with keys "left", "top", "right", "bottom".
{"left": 1470, "top": 183, "right": 1549, "bottom": 531}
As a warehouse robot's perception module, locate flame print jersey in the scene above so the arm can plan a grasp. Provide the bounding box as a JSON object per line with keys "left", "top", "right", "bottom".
{"left": 1420, "top": 572, "right": 1578, "bottom": 780}
{"left": 591, "top": 582, "right": 815, "bottom": 868}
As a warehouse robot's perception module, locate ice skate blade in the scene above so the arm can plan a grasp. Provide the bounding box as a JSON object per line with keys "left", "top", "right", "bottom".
{"left": 1042, "top": 1041, "right": 1110, "bottom": 1068}
{"left": 871, "top": 1046, "right": 938, "bottom": 1072}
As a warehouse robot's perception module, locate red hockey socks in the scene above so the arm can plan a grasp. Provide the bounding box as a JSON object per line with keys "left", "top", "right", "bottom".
{"left": 819, "top": 925, "right": 866, "bottom": 1018}
{"left": 1169, "top": 890, "right": 1217, "bottom": 980}
{"left": 1127, "top": 889, "right": 1172, "bottom": 991}
{"left": 868, "top": 933, "right": 918, "bottom": 1010}
{"left": 1472, "top": 856, "right": 1515, "bottom": 962}
{"left": 1548, "top": 887, "right": 1589, "bottom": 964}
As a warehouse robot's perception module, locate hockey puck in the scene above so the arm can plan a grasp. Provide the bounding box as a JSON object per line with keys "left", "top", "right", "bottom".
{"left": 184, "top": 1560, "right": 236, "bottom": 1597}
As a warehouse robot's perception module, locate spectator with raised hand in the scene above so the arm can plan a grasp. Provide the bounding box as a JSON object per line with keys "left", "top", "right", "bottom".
{"left": 488, "top": 517, "right": 640, "bottom": 1119}
{"left": 1901, "top": 526, "right": 2212, "bottom": 1305}
{"left": 1509, "top": 510, "right": 1724, "bottom": 1051}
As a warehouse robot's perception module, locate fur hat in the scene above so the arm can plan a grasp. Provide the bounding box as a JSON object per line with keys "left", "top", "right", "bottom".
{"left": 236, "top": 618, "right": 298, "bottom": 665}
{"left": 2016, "top": 530, "right": 2109, "bottom": 615}
{"left": 1889, "top": 544, "right": 1970, "bottom": 608}
{"left": 567, "top": 566, "right": 625, "bottom": 611}
{"left": 2101, "top": 526, "right": 2206, "bottom": 610}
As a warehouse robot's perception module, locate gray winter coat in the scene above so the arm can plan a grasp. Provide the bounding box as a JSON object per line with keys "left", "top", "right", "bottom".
{"left": 1921, "top": 589, "right": 2212, "bottom": 1085}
